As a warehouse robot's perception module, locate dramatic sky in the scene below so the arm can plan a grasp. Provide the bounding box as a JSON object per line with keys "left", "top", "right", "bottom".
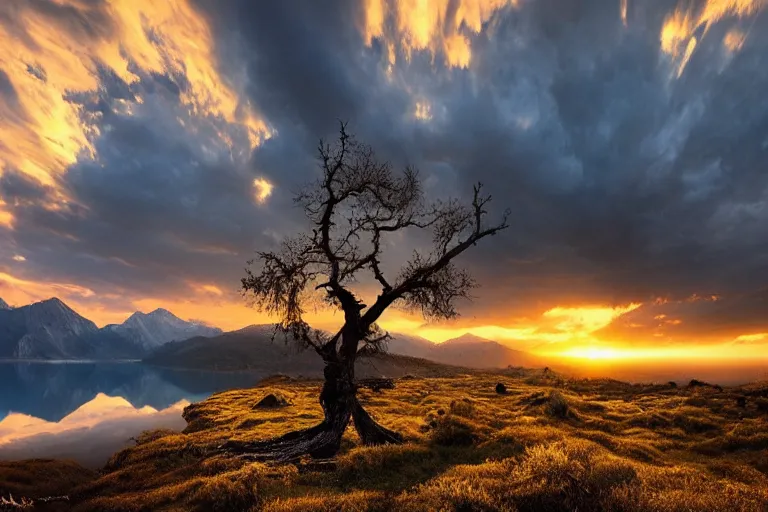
{"left": 1, "top": 0, "right": 768, "bottom": 361}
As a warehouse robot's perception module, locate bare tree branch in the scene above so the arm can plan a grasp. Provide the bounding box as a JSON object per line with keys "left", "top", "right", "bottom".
{"left": 243, "top": 125, "right": 508, "bottom": 361}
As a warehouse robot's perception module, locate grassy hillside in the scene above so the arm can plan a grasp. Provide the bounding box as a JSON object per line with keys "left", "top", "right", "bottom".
{"left": 9, "top": 369, "right": 767, "bottom": 511}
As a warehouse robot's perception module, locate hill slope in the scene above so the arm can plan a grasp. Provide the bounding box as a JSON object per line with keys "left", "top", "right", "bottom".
{"left": 146, "top": 326, "right": 542, "bottom": 372}
{"left": 36, "top": 374, "right": 768, "bottom": 512}
{"left": 145, "top": 325, "right": 467, "bottom": 378}
{"left": 388, "top": 332, "right": 542, "bottom": 369}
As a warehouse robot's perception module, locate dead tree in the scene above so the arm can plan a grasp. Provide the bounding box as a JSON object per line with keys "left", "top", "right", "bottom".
{"left": 221, "top": 123, "right": 508, "bottom": 460}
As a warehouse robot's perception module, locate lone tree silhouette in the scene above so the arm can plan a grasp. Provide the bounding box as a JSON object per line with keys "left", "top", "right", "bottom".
{"left": 221, "top": 123, "right": 508, "bottom": 461}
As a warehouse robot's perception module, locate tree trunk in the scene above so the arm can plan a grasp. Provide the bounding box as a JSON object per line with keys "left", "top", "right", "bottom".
{"left": 352, "top": 396, "right": 403, "bottom": 445}
{"left": 219, "top": 342, "right": 401, "bottom": 461}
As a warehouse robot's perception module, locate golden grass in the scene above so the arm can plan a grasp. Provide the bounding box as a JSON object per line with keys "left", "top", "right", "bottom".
{"left": 6, "top": 371, "right": 768, "bottom": 511}
{"left": 0, "top": 459, "right": 96, "bottom": 499}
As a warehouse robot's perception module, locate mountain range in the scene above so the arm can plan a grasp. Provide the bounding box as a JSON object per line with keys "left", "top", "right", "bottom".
{"left": 0, "top": 297, "right": 221, "bottom": 360}
{"left": 147, "top": 325, "right": 542, "bottom": 371}
{"left": 387, "top": 332, "right": 543, "bottom": 369}
{"left": 0, "top": 296, "right": 541, "bottom": 370}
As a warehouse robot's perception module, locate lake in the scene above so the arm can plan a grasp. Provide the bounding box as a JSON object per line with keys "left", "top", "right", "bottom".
{"left": 0, "top": 362, "right": 266, "bottom": 468}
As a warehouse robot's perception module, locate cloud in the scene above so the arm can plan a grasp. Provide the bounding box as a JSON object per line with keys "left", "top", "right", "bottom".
{"left": 0, "top": 0, "right": 767, "bottom": 348}
{"left": 595, "top": 289, "right": 768, "bottom": 344}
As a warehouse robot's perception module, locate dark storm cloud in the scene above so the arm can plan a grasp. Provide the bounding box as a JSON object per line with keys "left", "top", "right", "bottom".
{"left": 191, "top": 0, "right": 768, "bottom": 321}
{"left": 2, "top": 0, "right": 768, "bottom": 336}
{"left": 1, "top": 61, "right": 299, "bottom": 305}
{"left": 424, "top": 2, "right": 768, "bottom": 313}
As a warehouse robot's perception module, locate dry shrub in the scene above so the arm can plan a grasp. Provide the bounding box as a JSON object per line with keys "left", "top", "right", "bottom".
{"left": 336, "top": 444, "right": 439, "bottom": 489}
{"left": 587, "top": 457, "right": 638, "bottom": 489}
{"left": 671, "top": 409, "right": 720, "bottom": 434}
{"left": 490, "top": 424, "right": 563, "bottom": 448}
{"left": 189, "top": 464, "right": 264, "bottom": 512}
{"left": 133, "top": 428, "right": 178, "bottom": 446}
{"left": 449, "top": 398, "right": 475, "bottom": 418}
{"left": 546, "top": 391, "right": 570, "bottom": 419}
{"left": 395, "top": 474, "right": 505, "bottom": 512}
{"left": 430, "top": 415, "right": 479, "bottom": 446}
{"left": 262, "top": 491, "right": 387, "bottom": 512}
{"left": 605, "top": 464, "right": 768, "bottom": 512}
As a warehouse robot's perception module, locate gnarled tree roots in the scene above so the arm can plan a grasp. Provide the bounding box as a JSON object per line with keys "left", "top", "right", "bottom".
{"left": 218, "top": 397, "right": 401, "bottom": 462}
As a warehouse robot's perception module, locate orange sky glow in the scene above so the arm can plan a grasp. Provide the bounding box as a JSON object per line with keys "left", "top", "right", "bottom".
{"left": 2, "top": 268, "right": 767, "bottom": 362}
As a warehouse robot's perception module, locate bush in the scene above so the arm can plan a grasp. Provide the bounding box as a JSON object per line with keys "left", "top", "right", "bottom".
{"left": 133, "top": 428, "right": 177, "bottom": 446}
{"left": 546, "top": 391, "right": 570, "bottom": 419}
{"left": 495, "top": 383, "right": 507, "bottom": 394}
{"left": 430, "top": 415, "right": 478, "bottom": 446}
{"left": 449, "top": 398, "right": 475, "bottom": 418}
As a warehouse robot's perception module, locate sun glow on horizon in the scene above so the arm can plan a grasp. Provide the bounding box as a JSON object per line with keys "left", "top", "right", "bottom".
{"left": 551, "top": 343, "right": 768, "bottom": 362}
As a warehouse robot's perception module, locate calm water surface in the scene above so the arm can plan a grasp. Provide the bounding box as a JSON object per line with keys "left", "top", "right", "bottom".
{"left": 0, "top": 362, "right": 264, "bottom": 467}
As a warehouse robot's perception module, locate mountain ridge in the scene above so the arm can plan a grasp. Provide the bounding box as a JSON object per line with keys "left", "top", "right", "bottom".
{"left": 0, "top": 297, "right": 540, "bottom": 369}
{"left": 0, "top": 298, "right": 221, "bottom": 360}
{"left": 391, "top": 331, "right": 542, "bottom": 369}
{"left": 146, "top": 324, "right": 542, "bottom": 371}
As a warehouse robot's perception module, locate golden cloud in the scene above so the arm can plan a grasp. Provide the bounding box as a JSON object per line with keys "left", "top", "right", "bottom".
{"left": 253, "top": 177, "right": 274, "bottom": 204}
{"left": 0, "top": 0, "right": 272, "bottom": 226}
{"left": 660, "top": 0, "right": 766, "bottom": 77}
{"left": 362, "top": 0, "right": 518, "bottom": 68}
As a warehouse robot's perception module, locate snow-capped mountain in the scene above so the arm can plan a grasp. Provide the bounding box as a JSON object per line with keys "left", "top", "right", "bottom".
{"left": 108, "top": 308, "right": 222, "bottom": 350}
{"left": 0, "top": 298, "right": 99, "bottom": 358}
{"left": 0, "top": 298, "right": 221, "bottom": 360}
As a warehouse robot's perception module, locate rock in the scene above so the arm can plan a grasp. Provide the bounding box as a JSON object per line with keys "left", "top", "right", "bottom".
{"left": 356, "top": 378, "right": 395, "bottom": 392}
{"left": 736, "top": 396, "right": 747, "bottom": 408}
{"left": 495, "top": 383, "right": 507, "bottom": 394}
{"left": 688, "top": 379, "right": 722, "bottom": 391}
{"left": 255, "top": 374, "right": 296, "bottom": 387}
{"left": 254, "top": 393, "right": 290, "bottom": 409}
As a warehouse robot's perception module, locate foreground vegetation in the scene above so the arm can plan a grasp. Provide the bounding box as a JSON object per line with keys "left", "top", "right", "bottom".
{"left": 3, "top": 369, "right": 768, "bottom": 511}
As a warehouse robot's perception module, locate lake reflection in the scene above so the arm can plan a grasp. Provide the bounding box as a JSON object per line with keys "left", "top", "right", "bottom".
{"left": 0, "top": 362, "right": 265, "bottom": 467}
